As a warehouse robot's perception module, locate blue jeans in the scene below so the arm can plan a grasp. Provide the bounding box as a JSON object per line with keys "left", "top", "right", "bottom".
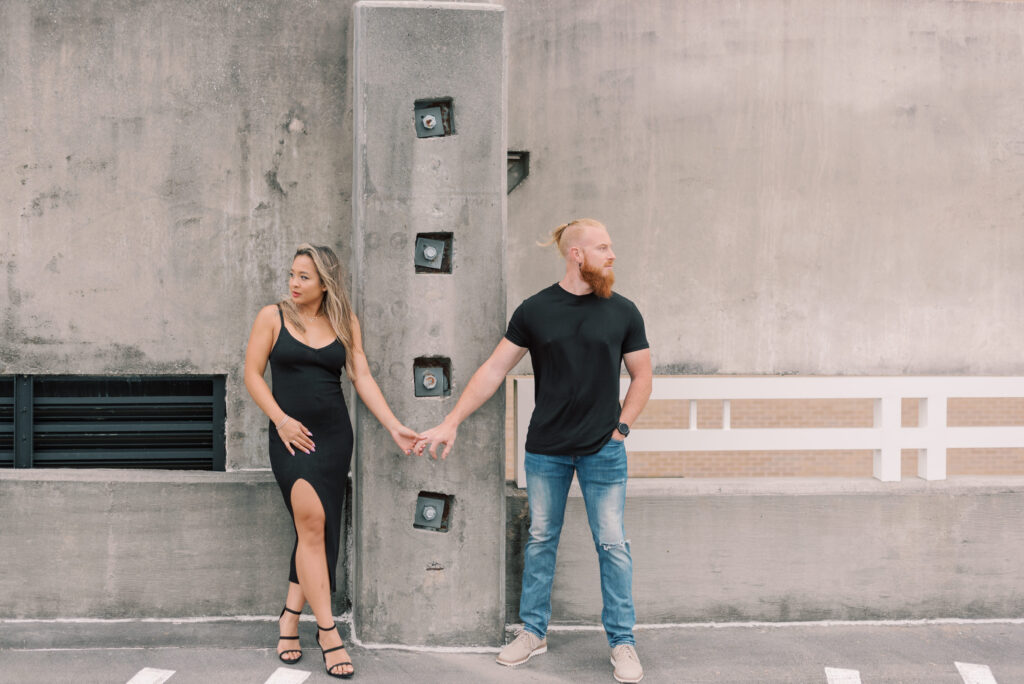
{"left": 519, "top": 437, "right": 635, "bottom": 647}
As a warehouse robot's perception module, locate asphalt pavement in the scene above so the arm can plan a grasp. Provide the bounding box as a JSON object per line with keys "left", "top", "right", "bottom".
{"left": 3, "top": 618, "right": 1024, "bottom": 683}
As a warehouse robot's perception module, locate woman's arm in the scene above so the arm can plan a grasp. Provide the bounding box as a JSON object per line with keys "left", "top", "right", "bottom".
{"left": 243, "top": 305, "right": 314, "bottom": 455}
{"left": 347, "top": 313, "right": 419, "bottom": 454}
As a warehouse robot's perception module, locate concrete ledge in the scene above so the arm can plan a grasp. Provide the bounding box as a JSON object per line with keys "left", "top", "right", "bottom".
{"left": 8, "top": 471, "right": 1023, "bottom": 624}
{"left": 0, "top": 468, "right": 277, "bottom": 484}
{"left": 506, "top": 477, "right": 1024, "bottom": 624}
{"left": 579, "top": 475, "right": 1024, "bottom": 497}
{"left": 0, "top": 469, "right": 344, "bottom": 618}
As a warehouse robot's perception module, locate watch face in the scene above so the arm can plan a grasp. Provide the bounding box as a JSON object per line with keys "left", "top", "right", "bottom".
{"left": 618, "top": 422, "right": 629, "bottom": 436}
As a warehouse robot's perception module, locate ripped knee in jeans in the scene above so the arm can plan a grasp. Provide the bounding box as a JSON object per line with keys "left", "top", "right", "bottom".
{"left": 599, "top": 538, "right": 630, "bottom": 552}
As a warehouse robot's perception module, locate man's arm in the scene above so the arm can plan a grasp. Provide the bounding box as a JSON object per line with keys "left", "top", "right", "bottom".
{"left": 415, "top": 338, "right": 528, "bottom": 460}
{"left": 612, "top": 348, "right": 653, "bottom": 440}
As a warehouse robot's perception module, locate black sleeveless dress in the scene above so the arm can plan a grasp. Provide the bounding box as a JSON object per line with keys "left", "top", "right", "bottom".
{"left": 268, "top": 305, "right": 353, "bottom": 593}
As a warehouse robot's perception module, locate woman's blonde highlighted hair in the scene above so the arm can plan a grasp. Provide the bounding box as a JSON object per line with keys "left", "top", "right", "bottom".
{"left": 538, "top": 218, "right": 605, "bottom": 257}
{"left": 279, "top": 244, "right": 355, "bottom": 372}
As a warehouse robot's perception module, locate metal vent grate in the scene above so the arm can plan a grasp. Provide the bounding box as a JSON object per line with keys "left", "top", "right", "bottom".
{"left": 2, "top": 375, "right": 225, "bottom": 470}
{"left": 0, "top": 377, "right": 12, "bottom": 468}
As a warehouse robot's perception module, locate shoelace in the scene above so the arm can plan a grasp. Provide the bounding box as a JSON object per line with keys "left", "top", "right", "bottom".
{"left": 616, "top": 645, "right": 639, "bottom": 663}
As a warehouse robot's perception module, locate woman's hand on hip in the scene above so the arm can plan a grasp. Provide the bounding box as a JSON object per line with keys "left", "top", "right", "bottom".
{"left": 277, "top": 418, "right": 314, "bottom": 455}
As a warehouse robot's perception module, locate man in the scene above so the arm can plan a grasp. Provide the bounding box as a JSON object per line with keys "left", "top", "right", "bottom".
{"left": 416, "top": 218, "right": 652, "bottom": 683}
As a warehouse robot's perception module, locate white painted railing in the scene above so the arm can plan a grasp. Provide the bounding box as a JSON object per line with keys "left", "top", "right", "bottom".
{"left": 511, "top": 376, "right": 1024, "bottom": 488}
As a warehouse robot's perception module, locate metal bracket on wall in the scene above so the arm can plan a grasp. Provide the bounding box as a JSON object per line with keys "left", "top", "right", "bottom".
{"left": 414, "top": 233, "right": 453, "bottom": 273}
{"left": 413, "top": 357, "right": 451, "bottom": 398}
{"left": 507, "top": 151, "right": 529, "bottom": 193}
{"left": 414, "top": 366, "right": 450, "bottom": 397}
{"left": 414, "top": 98, "right": 454, "bottom": 138}
{"left": 414, "top": 236, "right": 446, "bottom": 270}
{"left": 414, "top": 491, "right": 452, "bottom": 532}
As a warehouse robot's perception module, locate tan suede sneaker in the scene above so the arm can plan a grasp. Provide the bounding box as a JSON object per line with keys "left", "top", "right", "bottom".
{"left": 496, "top": 630, "right": 547, "bottom": 667}
{"left": 611, "top": 643, "right": 644, "bottom": 683}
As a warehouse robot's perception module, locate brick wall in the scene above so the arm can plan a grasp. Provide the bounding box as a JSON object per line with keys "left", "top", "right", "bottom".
{"left": 504, "top": 385, "right": 1024, "bottom": 479}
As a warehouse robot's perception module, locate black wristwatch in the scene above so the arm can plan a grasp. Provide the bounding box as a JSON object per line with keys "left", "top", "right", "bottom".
{"left": 616, "top": 422, "right": 630, "bottom": 437}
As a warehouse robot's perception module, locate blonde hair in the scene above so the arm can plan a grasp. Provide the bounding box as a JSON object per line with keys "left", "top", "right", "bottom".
{"left": 279, "top": 244, "right": 355, "bottom": 372}
{"left": 538, "top": 218, "right": 605, "bottom": 257}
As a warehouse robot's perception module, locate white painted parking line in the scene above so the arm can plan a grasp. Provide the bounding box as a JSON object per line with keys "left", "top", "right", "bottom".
{"left": 126, "top": 668, "right": 175, "bottom": 684}
{"left": 262, "top": 667, "right": 312, "bottom": 684}
{"left": 824, "top": 667, "right": 862, "bottom": 684}
{"left": 956, "top": 661, "right": 998, "bottom": 684}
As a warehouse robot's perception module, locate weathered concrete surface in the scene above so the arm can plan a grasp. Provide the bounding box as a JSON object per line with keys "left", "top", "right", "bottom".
{"left": 6, "top": 469, "right": 1024, "bottom": 625}
{"left": 4, "top": 0, "right": 1024, "bottom": 470}
{"left": 0, "top": 470, "right": 347, "bottom": 617}
{"left": 352, "top": 2, "right": 507, "bottom": 646}
{"left": 0, "top": 0, "right": 359, "bottom": 469}
{"left": 504, "top": 0, "right": 1024, "bottom": 376}
{"left": 507, "top": 477, "right": 1024, "bottom": 624}
{"left": 3, "top": 0, "right": 1024, "bottom": 633}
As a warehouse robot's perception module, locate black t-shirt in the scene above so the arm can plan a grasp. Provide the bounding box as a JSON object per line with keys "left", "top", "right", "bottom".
{"left": 505, "top": 283, "right": 649, "bottom": 456}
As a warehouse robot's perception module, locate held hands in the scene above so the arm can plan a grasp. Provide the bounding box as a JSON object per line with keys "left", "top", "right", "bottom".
{"left": 414, "top": 419, "right": 458, "bottom": 460}
{"left": 389, "top": 423, "right": 420, "bottom": 455}
{"left": 276, "top": 416, "right": 315, "bottom": 455}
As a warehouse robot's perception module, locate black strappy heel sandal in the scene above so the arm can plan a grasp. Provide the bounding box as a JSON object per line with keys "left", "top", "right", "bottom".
{"left": 277, "top": 606, "right": 303, "bottom": 664}
{"left": 316, "top": 623, "right": 354, "bottom": 679}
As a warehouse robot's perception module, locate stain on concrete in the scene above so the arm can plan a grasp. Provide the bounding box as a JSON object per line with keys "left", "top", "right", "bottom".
{"left": 283, "top": 106, "right": 309, "bottom": 136}
{"left": 15, "top": 336, "right": 62, "bottom": 346}
{"left": 504, "top": 489, "right": 530, "bottom": 618}
{"left": 66, "top": 156, "right": 112, "bottom": 175}
{"left": 265, "top": 170, "right": 285, "bottom": 197}
{"left": 655, "top": 362, "right": 719, "bottom": 375}
{"left": 22, "top": 187, "right": 74, "bottom": 218}
{"left": 389, "top": 232, "right": 407, "bottom": 250}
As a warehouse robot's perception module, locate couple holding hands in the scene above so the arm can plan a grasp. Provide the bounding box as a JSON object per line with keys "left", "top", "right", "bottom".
{"left": 244, "top": 219, "right": 651, "bottom": 682}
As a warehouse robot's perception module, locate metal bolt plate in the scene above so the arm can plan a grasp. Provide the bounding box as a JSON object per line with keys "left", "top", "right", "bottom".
{"left": 414, "top": 366, "right": 448, "bottom": 397}
{"left": 414, "top": 494, "right": 448, "bottom": 531}
{"left": 414, "top": 237, "right": 446, "bottom": 270}
{"left": 414, "top": 105, "right": 445, "bottom": 138}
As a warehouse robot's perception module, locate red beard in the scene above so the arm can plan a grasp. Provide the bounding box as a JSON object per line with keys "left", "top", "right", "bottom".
{"left": 580, "top": 255, "right": 615, "bottom": 298}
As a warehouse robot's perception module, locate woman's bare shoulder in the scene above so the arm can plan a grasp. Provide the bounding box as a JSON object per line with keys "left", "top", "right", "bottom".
{"left": 254, "top": 304, "right": 281, "bottom": 326}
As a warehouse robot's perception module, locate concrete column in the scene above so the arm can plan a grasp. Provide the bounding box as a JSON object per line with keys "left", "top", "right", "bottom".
{"left": 352, "top": 1, "right": 506, "bottom": 646}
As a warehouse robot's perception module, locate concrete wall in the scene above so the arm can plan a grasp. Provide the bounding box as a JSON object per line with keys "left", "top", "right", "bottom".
{"left": 504, "top": 0, "right": 1024, "bottom": 376}
{"left": 4, "top": 0, "right": 1024, "bottom": 466}
{"left": 4, "top": 0, "right": 1024, "bottom": 626}
{"left": 351, "top": 2, "right": 507, "bottom": 646}
{"left": 0, "top": 469, "right": 310, "bottom": 618}
{"left": 0, "top": 0, "right": 358, "bottom": 470}
{"left": 507, "top": 478, "right": 1024, "bottom": 624}
{"left": 6, "top": 467, "right": 1023, "bottom": 624}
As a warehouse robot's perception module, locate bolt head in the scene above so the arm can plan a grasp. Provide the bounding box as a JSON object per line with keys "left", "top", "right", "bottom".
{"left": 422, "top": 372, "right": 438, "bottom": 390}
{"left": 421, "top": 114, "right": 437, "bottom": 130}
{"left": 423, "top": 245, "right": 438, "bottom": 260}
{"left": 422, "top": 505, "right": 437, "bottom": 521}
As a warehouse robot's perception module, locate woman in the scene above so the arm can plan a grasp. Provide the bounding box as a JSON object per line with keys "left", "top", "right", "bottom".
{"left": 244, "top": 244, "right": 418, "bottom": 678}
